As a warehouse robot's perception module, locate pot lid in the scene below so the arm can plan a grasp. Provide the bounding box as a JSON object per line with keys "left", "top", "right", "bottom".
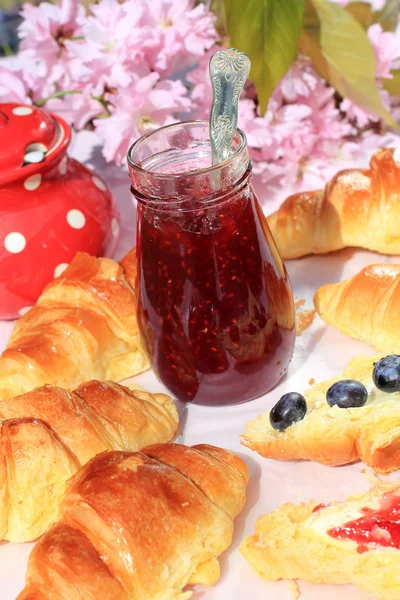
{"left": 0, "top": 103, "right": 71, "bottom": 185}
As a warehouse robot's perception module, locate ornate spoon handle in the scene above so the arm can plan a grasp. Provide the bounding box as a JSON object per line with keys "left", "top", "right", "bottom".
{"left": 209, "top": 48, "right": 251, "bottom": 166}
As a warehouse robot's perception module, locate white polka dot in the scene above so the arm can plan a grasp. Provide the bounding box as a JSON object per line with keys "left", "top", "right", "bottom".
{"left": 54, "top": 263, "right": 68, "bottom": 278}
{"left": 19, "top": 306, "right": 32, "bottom": 316}
{"left": 26, "top": 143, "right": 47, "bottom": 153}
{"left": 4, "top": 232, "right": 26, "bottom": 254}
{"left": 24, "top": 174, "right": 42, "bottom": 191}
{"left": 24, "top": 151, "right": 44, "bottom": 164}
{"left": 12, "top": 106, "right": 33, "bottom": 116}
{"left": 92, "top": 176, "right": 107, "bottom": 191}
{"left": 59, "top": 157, "right": 68, "bottom": 175}
{"left": 67, "top": 209, "right": 86, "bottom": 229}
{"left": 111, "top": 218, "right": 120, "bottom": 238}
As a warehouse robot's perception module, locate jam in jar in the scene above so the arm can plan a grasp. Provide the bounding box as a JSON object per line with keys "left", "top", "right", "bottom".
{"left": 128, "top": 121, "right": 295, "bottom": 405}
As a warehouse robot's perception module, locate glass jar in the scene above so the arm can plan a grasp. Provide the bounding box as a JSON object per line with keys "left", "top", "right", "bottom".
{"left": 128, "top": 121, "right": 295, "bottom": 405}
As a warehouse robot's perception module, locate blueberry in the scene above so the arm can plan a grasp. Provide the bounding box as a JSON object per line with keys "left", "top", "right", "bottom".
{"left": 270, "top": 392, "right": 307, "bottom": 432}
{"left": 373, "top": 355, "right": 400, "bottom": 393}
{"left": 326, "top": 379, "right": 368, "bottom": 408}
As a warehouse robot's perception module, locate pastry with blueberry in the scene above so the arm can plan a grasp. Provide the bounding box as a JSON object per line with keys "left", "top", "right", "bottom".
{"left": 241, "top": 353, "right": 400, "bottom": 473}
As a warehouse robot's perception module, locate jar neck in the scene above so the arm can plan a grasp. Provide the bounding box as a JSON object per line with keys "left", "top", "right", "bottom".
{"left": 131, "top": 165, "right": 253, "bottom": 212}
{"left": 128, "top": 121, "right": 250, "bottom": 210}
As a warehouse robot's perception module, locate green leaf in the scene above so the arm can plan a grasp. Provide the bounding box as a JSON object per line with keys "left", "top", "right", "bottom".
{"left": 383, "top": 69, "right": 400, "bottom": 97}
{"left": 0, "top": 0, "right": 23, "bottom": 8}
{"left": 345, "top": 2, "right": 373, "bottom": 29}
{"left": 222, "top": 0, "right": 304, "bottom": 114}
{"left": 300, "top": 0, "right": 397, "bottom": 127}
{"left": 210, "top": 0, "right": 229, "bottom": 39}
{"left": 374, "top": 0, "right": 400, "bottom": 32}
{"left": 336, "top": 0, "right": 400, "bottom": 31}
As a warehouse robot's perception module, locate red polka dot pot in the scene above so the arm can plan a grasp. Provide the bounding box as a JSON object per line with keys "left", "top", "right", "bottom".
{"left": 0, "top": 103, "right": 120, "bottom": 320}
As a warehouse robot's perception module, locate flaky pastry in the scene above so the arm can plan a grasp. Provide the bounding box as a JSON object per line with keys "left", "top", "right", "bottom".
{"left": 268, "top": 148, "right": 400, "bottom": 259}
{"left": 18, "top": 443, "right": 248, "bottom": 600}
{"left": 241, "top": 482, "right": 400, "bottom": 600}
{"left": 0, "top": 249, "right": 149, "bottom": 401}
{"left": 314, "top": 263, "right": 400, "bottom": 353}
{"left": 0, "top": 380, "right": 177, "bottom": 542}
{"left": 241, "top": 353, "right": 400, "bottom": 473}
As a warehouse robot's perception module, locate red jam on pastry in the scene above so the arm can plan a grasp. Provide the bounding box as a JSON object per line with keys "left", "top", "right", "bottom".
{"left": 328, "top": 492, "right": 400, "bottom": 552}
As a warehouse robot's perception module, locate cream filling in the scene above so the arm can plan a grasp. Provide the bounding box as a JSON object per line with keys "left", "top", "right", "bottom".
{"left": 310, "top": 378, "right": 400, "bottom": 413}
{"left": 304, "top": 490, "right": 400, "bottom": 551}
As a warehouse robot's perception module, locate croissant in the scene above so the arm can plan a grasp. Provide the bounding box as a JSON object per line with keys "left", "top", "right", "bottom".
{"left": 241, "top": 482, "right": 400, "bottom": 600}
{"left": 0, "top": 381, "right": 178, "bottom": 542}
{"left": 267, "top": 148, "right": 400, "bottom": 259}
{"left": 17, "top": 443, "right": 248, "bottom": 600}
{"left": 241, "top": 352, "right": 400, "bottom": 473}
{"left": 0, "top": 249, "right": 150, "bottom": 401}
{"left": 314, "top": 263, "right": 400, "bottom": 352}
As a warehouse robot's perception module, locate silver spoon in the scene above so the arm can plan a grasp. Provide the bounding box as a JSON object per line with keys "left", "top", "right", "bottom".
{"left": 209, "top": 48, "right": 251, "bottom": 166}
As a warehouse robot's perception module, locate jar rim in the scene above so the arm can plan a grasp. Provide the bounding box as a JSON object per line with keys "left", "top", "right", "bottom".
{"left": 127, "top": 120, "right": 247, "bottom": 178}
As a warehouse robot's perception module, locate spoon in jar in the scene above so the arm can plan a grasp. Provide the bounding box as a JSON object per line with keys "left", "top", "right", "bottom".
{"left": 209, "top": 48, "right": 251, "bottom": 166}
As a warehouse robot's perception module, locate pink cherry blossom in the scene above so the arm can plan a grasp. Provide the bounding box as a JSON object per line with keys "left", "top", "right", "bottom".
{"left": 45, "top": 87, "right": 103, "bottom": 129}
{"left": 187, "top": 48, "right": 216, "bottom": 119}
{"left": 368, "top": 24, "right": 400, "bottom": 79}
{"left": 94, "top": 74, "right": 191, "bottom": 165}
{"left": 18, "top": 0, "right": 84, "bottom": 85}
{"left": 0, "top": 60, "right": 56, "bottom": 106}
{"left": 65, "top": 0, "right": 154, "bottom": 90}
{"left": 145, "top": 0, "right": 218, "bottom": 74}
{"left": 276, "top": 59, "right": 319, "bottom": 102}
{"left": 19, "top": 0, "right": 83, "bottom": 45}
{"left": 248, "top": 68, "right": 356, "bottom": 192}
{"left": 0, "top": 0, "right": 397, "bottom": 195}
{"left": 0, "top": 67, "right": 31, "bottom": 105}
{"left": 340, "top": 88, "right": 393, "bottom": 128}
{"left": 238, "top": 99, "right": 273, "bottom": 150}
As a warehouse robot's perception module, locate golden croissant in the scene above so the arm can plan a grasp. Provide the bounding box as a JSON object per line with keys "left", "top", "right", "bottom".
{"left": 0, "top": 249, "right": 150, "bottom": 401}
{"left": 314, "top": 263, "right": 400, "bottom": 352}
{"left": 241, "top": 481, "right": 400, "bottom": 600}
{"left": 18, "top": 443, "right": 248, "bottom": 600}
{"left": 241, "top": 352, "right": 400, "bottom": 473}
{"left": 268, "top": 148, "right": 400, "bottom": 259}
{"left": 0, "top": 380, "right": 178, "bottom": 542}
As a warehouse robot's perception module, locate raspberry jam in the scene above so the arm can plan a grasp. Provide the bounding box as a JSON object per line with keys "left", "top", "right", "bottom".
{"left": 328, "top": 492, "right": 400, "bottom": 551}
{"left": 128, "top": 122, "right": 295, "bottom": 405}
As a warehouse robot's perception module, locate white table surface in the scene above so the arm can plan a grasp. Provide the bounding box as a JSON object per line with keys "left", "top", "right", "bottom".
{"left": 1, "top": 129, "right": 400, "bottom": 600}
